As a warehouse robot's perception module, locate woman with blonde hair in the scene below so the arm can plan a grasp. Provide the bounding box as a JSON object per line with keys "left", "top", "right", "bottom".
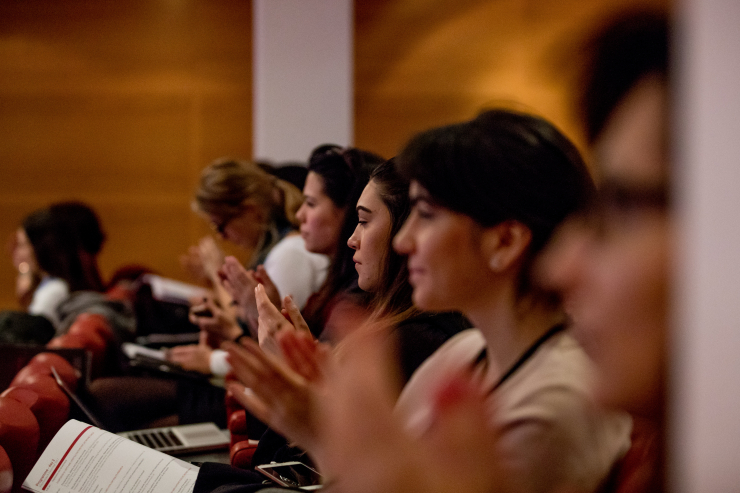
{"left": 176, "top": 158, "right": 329, "bottom": 375}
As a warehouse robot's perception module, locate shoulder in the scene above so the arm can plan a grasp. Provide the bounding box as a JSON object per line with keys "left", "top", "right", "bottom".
{"left": 30, "top": 277, "right": 70, "bottom": 307}
{"left": 265, "top": 234, "right": 329, "bottom": 269}
{"left": 495, "top": 332, "right": 633, "bottom": 492}
{"left": 498, "top": 332, "right": 597, "bottom": 412}
{"left": 395, "top": 328, "right": 486, "bottom": 430}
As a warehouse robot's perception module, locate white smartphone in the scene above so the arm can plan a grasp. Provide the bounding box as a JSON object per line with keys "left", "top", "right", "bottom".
{"left": 256, "top": 461, "right": 323, "bottom": 490}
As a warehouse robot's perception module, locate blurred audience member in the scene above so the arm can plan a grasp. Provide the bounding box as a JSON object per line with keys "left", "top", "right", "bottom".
{"left": 10, "top": 202, "right": 105, "bottom": 329}
{"left": 540, "top": 11, "right": 670, "bottom": 492}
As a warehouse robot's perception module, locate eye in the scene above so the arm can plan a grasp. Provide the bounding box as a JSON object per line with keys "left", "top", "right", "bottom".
{"left": 414, "top": 202, "right": 435, "bottom": 219}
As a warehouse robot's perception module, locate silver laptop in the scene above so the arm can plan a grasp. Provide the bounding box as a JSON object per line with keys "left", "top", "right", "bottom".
{"left": 51, "top": 366, "right": 230, "bottom": 456}
{"left": 117, "top": 423, "right": 230, "bottom": 456}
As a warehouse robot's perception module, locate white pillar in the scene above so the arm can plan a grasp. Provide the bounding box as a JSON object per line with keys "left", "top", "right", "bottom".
{"left": 253, "top": 0, "right": 353, "bottom": 163}
{"left": 673, "top": 0, "right": 740, "bottom": 490}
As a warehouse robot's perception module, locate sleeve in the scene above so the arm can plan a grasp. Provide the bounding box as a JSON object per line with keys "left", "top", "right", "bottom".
{"left": 262, "top": 235, "right": 329, "bottom": 309}
{"left": 27, "top": 278, "right": 70, "bottom": 328}
{"left": 209, "top": 349, "right": 232, "bottom": 376}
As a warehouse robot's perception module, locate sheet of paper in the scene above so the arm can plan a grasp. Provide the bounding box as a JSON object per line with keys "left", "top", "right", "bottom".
{"left": 24, "top": 420, "right": 199, "bottom": 493}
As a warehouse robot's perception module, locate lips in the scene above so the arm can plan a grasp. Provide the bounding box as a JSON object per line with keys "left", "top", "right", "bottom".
{"left": 408, "top": 269, "right": 422, "bottom": 285}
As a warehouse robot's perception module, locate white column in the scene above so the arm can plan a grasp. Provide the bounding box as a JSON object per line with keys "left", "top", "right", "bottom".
{"left": 253, "top": 0, "right": 353, "bottom": 163}
{"left": 673, "top": 0, "right": 740, "bottom": 490}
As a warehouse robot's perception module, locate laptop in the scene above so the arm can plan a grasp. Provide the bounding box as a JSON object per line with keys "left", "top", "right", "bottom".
{"left": 121, "top": 342, "right": 212, "bottom": 382}
{"left": 50, "top": 366, "right": 230, "bottom": 456}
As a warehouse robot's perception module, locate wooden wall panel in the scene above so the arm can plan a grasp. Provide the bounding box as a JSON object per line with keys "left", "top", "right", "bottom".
{"left": 355, "top": 0, "right": 670, "bottom": 158}
{"left": 0, "top": 1, "right": 252, "bottom": 310}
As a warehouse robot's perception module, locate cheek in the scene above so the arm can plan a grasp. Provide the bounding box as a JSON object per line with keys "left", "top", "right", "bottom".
{"left": 303, "top": 211, "right": 318, "bottom": 232}
{"left": 574, "top": 233, "right": 669, "bottom": 412}
{"left": 413, "top": 231, "right": 483, "bottom": 309}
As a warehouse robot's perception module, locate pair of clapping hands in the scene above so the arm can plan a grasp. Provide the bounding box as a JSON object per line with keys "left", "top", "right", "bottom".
{"left": 168, "top": 254, "right": 283, "bottom": 374}
{"left": 223, "top": 296, "right": 507, "bottom": 493}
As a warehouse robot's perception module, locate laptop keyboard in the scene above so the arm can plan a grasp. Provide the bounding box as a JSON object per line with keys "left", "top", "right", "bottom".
{"left": 118, "top": 422, "right": 230, "bottom": 456}
{"left": 127, "top": 429, "right": 183, "bottom": 450}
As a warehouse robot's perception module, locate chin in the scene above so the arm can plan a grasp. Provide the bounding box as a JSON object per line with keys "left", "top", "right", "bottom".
{"left": 411, "top": 290, "right": 436, "bottom": 311}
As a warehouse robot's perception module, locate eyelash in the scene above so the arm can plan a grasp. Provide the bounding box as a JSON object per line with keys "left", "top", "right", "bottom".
{"left": 414, "top": 204, "right": 434, "bottom": 219}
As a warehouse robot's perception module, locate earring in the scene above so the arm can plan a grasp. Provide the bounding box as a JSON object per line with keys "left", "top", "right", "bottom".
{"left": 489, "top": 257, "right": 500, "bottom": 271}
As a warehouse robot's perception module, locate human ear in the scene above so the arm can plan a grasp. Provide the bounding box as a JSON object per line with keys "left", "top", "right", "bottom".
{"left": 483, "top": 221, "right": 532, "bottom": 273}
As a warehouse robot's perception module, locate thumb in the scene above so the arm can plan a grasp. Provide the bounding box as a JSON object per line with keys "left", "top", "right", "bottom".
{"left": 199, "top": 330, "right": 210, "bottom": 347}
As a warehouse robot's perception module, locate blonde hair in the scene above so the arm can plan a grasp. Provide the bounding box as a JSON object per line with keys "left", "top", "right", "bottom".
{"left": 193, "top": 158, "right": 303, "bottom": 227}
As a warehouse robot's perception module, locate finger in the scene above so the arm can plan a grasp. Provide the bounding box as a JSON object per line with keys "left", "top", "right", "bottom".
{"left": 224, "top": 341, "right": 270, "bottom": 389}
{"left": 284, "top": 296, "right": 310, "bottom": 332}
{"left": 225, "top": 340, "right": 306, "bottom": 422}
{"left": 198, "top": 330, "right": 209, "bottom": 346}
{"left": 204, "top": 296, "right": 221, "bottom": 311}
{"left": 226, "top": 381, "right": 273, "bottom": 425}
{"left": 278, "top": 331, "right": 321, "bottom": 381}
{"left": 166, "top": 345, "right": 191, "bottom": 358}
{"left": 236, "top": 338, "right": 307, "bottom": 392}
{"left": 254, "top": 264, "right": 272, "bottom": 285}
{"left": 256, "top": 284, "right": 288, "bottom": 326}
{"left": 225, "top": 339, "right": 292, "bottom": 389}
{"left": 221, "top": 277, "right": 235, "bottom": 298}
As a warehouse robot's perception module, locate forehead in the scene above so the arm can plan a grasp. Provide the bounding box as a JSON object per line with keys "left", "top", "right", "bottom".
{"left": 303, "top": 171, "right": 325, "bottom": 195}
{"left": 593, "top": 75, "right": 668, "bottom": 187}
{"left": 357, "top": 180, "right": 384, "bottom": 211}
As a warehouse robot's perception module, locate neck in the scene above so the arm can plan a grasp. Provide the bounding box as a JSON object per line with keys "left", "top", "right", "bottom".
{"left": 464, "top": 284, "right": 566, "bottom": 382}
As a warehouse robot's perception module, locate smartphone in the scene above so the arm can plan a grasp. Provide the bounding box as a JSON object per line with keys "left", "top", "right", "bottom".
{"left": 256, "top": 461, "right": 323, "bottom": 490}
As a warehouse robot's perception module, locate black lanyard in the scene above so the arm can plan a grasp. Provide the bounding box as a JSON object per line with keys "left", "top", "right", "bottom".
{"left": 474, "top": 323, "right": 566, "bottom": 394}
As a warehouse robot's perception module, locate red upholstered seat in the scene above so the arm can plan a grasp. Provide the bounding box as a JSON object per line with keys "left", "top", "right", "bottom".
{"left": 229, "top": 439, "right": 259, "bottom": 469}
{"left": 0, "top": 393, "right": 40, "bottom": 493}
{"left": 0, "top": 445, "right": 13, "bottom": 493}
{"left": 228, "top": 409, "right": 249, "bottom": 446}
{"left": 3, "top": 379, "right": 70, "bottom": 454}
{"left": 225, "top": 391, "right": 259, "bottom": 469}
{"left": 11, "top": 353, "right": 78, "bottom": 392}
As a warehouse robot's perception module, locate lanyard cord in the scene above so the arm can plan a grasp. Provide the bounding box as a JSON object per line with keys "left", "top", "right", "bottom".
{"left": 473, "top": 323, "right": 566, "bottom": 394}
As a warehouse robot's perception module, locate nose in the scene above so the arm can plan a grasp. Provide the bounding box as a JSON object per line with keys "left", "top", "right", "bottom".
{"left": 537, "top": 220, "right": 590, "bottom": 296}
{"left": 296, "top": 202, "right": 307, "bottom": 223}
{"left": 347, "top": 224, "right": 361, "bottom": 250}
{"left": 393, "top": 218, "right": 413, "bottom": 254}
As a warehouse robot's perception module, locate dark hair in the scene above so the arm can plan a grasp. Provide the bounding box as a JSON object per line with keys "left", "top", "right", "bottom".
{"left": 581, "top": 11, "right": 669, "bottom": 143}
{"left": 50, "top": 202, "right": 106, "bottom": 255}
{"left": 23, "top": 202, "right": 106, "bottom": 292}
{"left": 258, "top": 162, "right": 309, "bottom": 193}
{"left": 368, "top": 159, "right": 416, "bottom": 320}
{"left": 302, "top": 145, "right": 385, "bottom": 333}
{"left": 396, "top": 109, "right": 595, "bottom": 298}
